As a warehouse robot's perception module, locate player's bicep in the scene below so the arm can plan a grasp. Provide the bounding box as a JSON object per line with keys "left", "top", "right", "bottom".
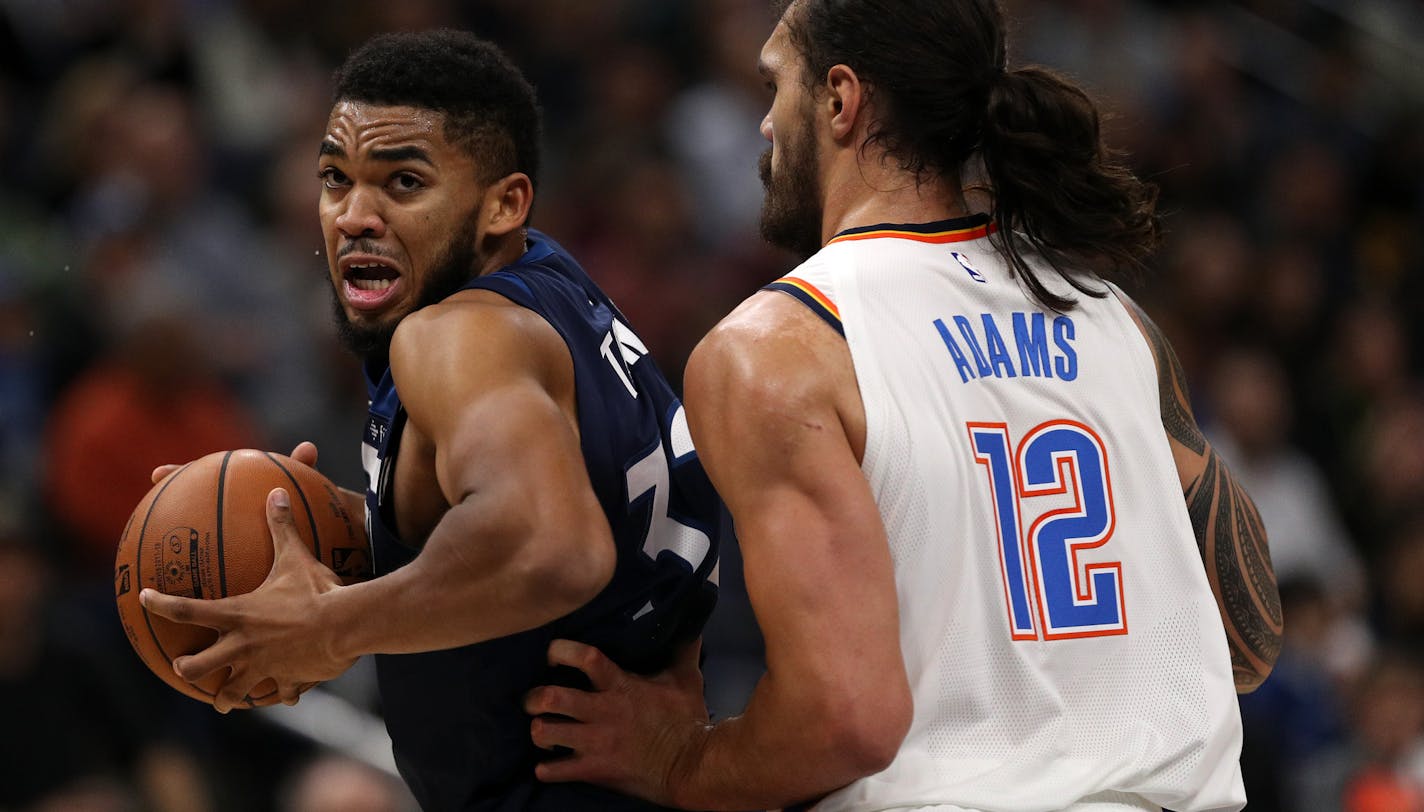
{"left": 390, "top": 305, "right": 606, "bottom": 541}
{"left": 1111, "top": 289, "right": 1209, "bottom": 489}
{"left": 437, "top": 378, "right": 583, "bottom": 506}
{"left": 686, "top": 320, "right": 907, "bottom": 718}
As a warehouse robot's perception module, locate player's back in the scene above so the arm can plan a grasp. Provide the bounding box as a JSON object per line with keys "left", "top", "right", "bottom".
{"left": 771, "top": 215, "right": 1243, "bottom": 812}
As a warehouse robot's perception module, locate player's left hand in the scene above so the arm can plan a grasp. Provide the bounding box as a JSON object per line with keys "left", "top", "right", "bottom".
{"left": 525, "top": 637, "right": 711, "bottom": 805}
{"left": 139, "top": 487, "right": 356, "bottom": 713}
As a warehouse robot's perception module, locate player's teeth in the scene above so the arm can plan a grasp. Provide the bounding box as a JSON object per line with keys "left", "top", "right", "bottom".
{"left": 352, "top": 278, "right": 394, "bottom": 291}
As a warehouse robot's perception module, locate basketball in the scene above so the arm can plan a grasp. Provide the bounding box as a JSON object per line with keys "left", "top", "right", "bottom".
{"left": 114, "top": 449, "right": 369, "bottom": 706}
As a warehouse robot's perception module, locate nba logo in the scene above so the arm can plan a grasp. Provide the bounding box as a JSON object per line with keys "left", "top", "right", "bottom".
{"left": 953, "top": 252, "right": 986, "bottom": 283}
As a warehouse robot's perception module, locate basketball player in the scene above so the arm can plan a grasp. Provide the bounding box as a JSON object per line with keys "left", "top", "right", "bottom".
{"left": 140, "top": 30, "right": 721, "bottom": 811}
{"left": 522, "top": 2, "right": 1282, "bottom": 810}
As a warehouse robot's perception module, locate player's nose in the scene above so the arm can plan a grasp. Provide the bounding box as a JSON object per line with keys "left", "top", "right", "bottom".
{"left": 334, "top": 186, "right": 386, "bottom": 239}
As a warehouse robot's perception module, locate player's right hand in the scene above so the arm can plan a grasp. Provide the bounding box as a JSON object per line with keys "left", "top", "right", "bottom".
{"left": 149, "top": 442, "right": 321, "bottom": 484}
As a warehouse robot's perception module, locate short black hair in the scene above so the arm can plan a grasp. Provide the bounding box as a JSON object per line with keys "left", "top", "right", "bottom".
{"left": 332, "top": 29, "right": 541, "bottom": 189}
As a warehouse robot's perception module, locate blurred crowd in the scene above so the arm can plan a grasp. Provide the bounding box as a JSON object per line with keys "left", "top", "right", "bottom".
{"left": 0, "top": 0, "right": 1420, "bottom": 810}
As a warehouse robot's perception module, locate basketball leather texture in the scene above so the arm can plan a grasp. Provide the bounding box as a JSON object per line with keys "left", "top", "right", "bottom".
{"left": 114, "top": 449, "right": 368, "bottom": 706}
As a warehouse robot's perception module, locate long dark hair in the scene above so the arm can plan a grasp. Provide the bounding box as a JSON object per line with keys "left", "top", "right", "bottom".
{"left": 777, "top": 0, "right": 1159, "bottom": 310}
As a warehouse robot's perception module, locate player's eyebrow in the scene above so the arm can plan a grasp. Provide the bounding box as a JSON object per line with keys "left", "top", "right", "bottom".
{"left": 371, "top": 146, "right": 435, "bottom": 166}
{"left": 317, "top": 142, "right": 434, "bottom": 167}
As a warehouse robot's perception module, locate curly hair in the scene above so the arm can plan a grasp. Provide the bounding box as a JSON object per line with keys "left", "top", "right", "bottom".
{"left": 774, "top": 0, "right": 1160, "bottom": 311}
{"left": 332, "top": 29, "right": 542, "bottom": 189}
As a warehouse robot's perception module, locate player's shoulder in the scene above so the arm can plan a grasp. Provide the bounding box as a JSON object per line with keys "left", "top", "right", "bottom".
{"left": 687, "top": 280, "right": 851, "bottom": 424}
{"left": 708, "top": 248, "right": 841, "bottom": 342}
{"left": 397, "top": 288, "right": 558, "bottom": 352}
{"left": 390, "top": 288, "right": 568, "bottom": 392}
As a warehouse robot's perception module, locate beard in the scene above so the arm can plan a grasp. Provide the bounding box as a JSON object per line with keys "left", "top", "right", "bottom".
{"left": 331, "top": 216, "right": 481, "bottom": 362}
{"left": 758, "top": 118, "right": 824, "bottom": 260}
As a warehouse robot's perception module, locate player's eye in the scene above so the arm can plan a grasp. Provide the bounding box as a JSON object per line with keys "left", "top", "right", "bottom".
{"left": 318, "top": 167, "right": 349, "bottom": 189}
{"left": 390, "top": 173, "right": 424, "bottom": 193}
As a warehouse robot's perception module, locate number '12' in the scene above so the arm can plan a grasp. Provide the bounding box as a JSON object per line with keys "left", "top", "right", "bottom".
{"left": 968, "top": 420, "right": 1126, "bottom": 640}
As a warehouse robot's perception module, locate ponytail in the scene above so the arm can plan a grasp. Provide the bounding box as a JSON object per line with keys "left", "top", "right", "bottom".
{"left": 780, "top": 0, "right": 1159, "bottom": 311}
{"left": 979, "top": 67, "right": 1160, "bottom": 311}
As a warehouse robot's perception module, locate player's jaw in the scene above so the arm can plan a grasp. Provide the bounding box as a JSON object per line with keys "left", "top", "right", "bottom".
{"left": 758, "top": 123, "right": 824, "bottom": 260}
{"left": 329, "top": 220, "right": 481, "bottom": 359}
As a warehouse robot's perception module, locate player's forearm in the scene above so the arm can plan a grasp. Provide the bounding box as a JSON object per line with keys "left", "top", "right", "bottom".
{"left": 323, "top": 497, "right": 613, "bottom": 658}
{"left": 1185, "top": 445, "right": 1283, "bottom": 692}
{"left": 669, "top": 675, "right": 900, "bottom": 811}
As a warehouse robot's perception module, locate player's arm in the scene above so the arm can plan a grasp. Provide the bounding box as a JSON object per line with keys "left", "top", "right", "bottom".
{"left": 528, "top": 293, "right": 912, "bottom": 809}
{"left": 324, "top": 296, "right": 617, "bottom": 653}
{"left": 142, "top": 297, "right": 616, "bottom": 708}
{"left": 1113, "top": 289, "right": 1283, "bottom": 692}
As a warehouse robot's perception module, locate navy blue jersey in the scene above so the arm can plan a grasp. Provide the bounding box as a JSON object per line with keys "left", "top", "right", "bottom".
{"left": 360, "top": 231, "right": 722, "bottom": 812}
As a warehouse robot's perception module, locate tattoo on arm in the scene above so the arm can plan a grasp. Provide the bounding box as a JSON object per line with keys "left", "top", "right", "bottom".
{"left": 1135, "top": 305, "right": 1205, "bottom": 455}
{"left": 1186, "top": 449, "right": 1283, "bottom": 688}
{"left": 1128, "top": 298, "right": 1283, "bottom": 689}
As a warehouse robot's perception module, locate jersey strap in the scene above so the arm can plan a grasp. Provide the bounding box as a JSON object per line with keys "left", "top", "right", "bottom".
{"left": 763, "top": 276, "right": 843, "bottom": 337}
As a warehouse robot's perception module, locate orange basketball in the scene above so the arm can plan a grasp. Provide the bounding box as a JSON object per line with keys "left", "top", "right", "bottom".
{"left": 114, "top": 449, "right": 369, "bottom": 706}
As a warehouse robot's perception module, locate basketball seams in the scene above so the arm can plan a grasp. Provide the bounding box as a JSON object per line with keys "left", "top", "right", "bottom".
{"left": 120, "top": 450, "right": 347, "bottom": 707}
{"left": 216, "top": 451, "right": 232, "bottom": 598}
{"left": 262, "top": 451, "right": 323, "bottom": 561}
{"left": 135, "top": 461, "right": 219, "bottom": 700}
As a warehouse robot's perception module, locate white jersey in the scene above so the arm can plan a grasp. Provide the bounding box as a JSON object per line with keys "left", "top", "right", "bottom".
{"left": 767, "top": 216, "right": 1244, "bottom": 812}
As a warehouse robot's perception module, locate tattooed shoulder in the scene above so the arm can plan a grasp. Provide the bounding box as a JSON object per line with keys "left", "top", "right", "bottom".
{"left": 1121, "top": 297, "right": 1207, "bottom": 456}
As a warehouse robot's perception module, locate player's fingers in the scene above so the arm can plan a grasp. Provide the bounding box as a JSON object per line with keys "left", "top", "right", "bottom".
{"left": 529, "top": 714, "right": 589, "bottom": 753}
{"left": 140, "top": 589, "right": 225, "bottom": 629}
{"left": 289, "top": 441, "right": 318, "bottom": 468}
{"left": 208, "top": 667, "right": 242, "bottom": 714}
{"left": 266, "top": 489, "right": 310, "bottom": 562}
{"left": 534, "top": 753, "right": 600, "bottom": 785}
{"left": 546, "top": 639, "right": 621, "bottom": 690}
{"left": 213, "top": 670, "right": 265, "bottom": 714}
{"left": 278, "top": 681, "right": 316, "bottom": 706}
{"left": 150, "top": 463, "right": 182, "bottom": 484}
{"left": 246, "top": 688, "right": 287, "bottom": 708}
{"left": 270, "top": 680, "right": 304, "bottom": 707}
{"left": 220, "top": 670, "right": 281, "bottom": 714}
{"left": 523, "top": 685, "right": 594, "bottom": 720}
{"left": 171, "top": 636, "right": 243, "bottom": 684}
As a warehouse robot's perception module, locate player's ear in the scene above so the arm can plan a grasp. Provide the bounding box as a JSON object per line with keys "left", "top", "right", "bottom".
{"left": 825, "top": 64, "right": 863, "bottom": 141}
{"left": 481, "top": 172, "right": 533, "bottom": 238}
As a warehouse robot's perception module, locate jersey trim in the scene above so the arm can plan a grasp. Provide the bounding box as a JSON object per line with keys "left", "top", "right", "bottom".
{"left": 764, "top": 276, "right": 844, "bottom": 336}
{"left": 829, "top": 213, "right": 995, "bottom": 245}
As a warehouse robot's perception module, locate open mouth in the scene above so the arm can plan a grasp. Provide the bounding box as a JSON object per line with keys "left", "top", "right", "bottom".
{"left": 341, "top": 259, "right": 402, "bottom": 310}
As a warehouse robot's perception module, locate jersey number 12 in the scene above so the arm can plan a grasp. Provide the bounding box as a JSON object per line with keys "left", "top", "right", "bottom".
{"left": 968, "top": 420, "right": 1126, "bottom": 640}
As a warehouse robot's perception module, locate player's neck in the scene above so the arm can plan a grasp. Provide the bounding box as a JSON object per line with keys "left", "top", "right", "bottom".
{"left": 474, "top": 232, "right": 531, "bottom": 278}
{"left": 819, "top": 161, "right": 972, "bottom": 241}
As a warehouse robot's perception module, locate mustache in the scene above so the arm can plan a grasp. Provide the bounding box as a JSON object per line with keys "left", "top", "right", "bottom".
{"left": 337, "top": 239, "right": 398, "bottom": 260}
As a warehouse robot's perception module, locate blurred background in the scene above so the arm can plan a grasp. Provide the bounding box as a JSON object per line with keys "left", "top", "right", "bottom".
{"left": 0, "top": 0, "right": 1420, "bottom": 810}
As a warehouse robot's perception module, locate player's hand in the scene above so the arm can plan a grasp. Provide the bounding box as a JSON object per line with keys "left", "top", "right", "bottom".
{"left": 524, "top": 638, "right": 711, "bottom": 805}
{"left": 150, "top": 442, "right": 321, "bottom": 484}
{"left": 139, "top": 486, "right": 355, "bottom": 713}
